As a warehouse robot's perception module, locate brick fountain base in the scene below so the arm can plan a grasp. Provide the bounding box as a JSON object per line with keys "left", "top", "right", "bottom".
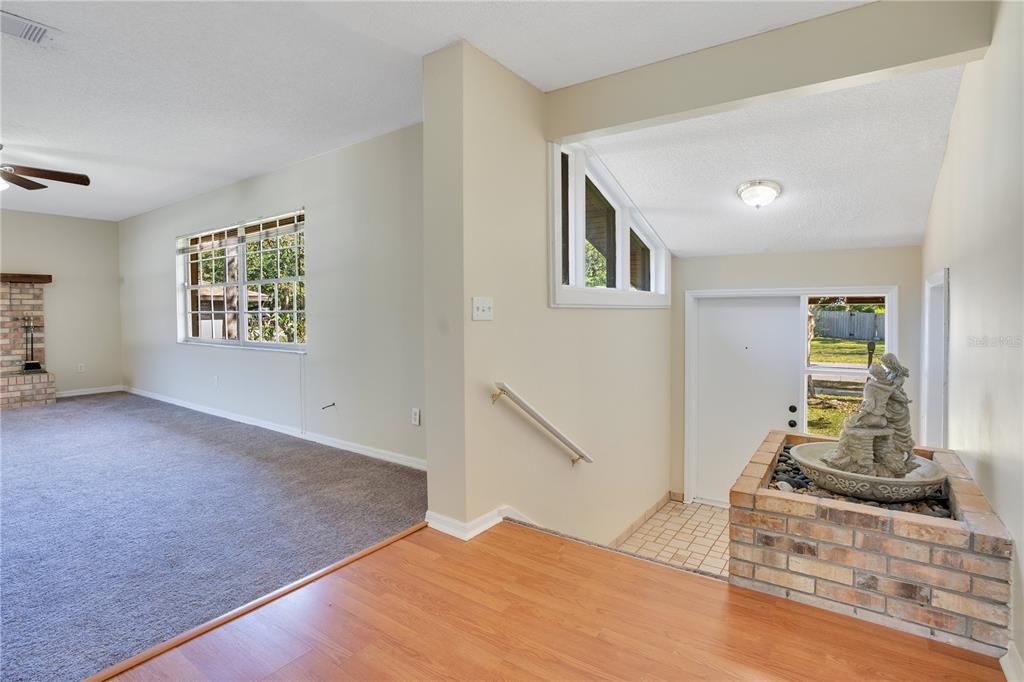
{"left": 729, "top": 431, "right": 1013, "bottom": 658}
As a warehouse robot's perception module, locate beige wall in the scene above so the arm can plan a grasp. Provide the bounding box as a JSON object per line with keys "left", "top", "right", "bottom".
{"left": 423, "top": 43, "right": 672, "bottom": 544}
{"left": 922, "top": 0, "right": 1023, "bottom": 653}
{"left": 119, "top": 125, "right": 426, "bottom": 462}
{"left": 670, "top": 246, "right": 923, "bottom": 494}
{"left": 422, "top": 43, "right": 469, "bottom": 519}
{"left": 0, "top": 210, "right": 122, "bottom": 393}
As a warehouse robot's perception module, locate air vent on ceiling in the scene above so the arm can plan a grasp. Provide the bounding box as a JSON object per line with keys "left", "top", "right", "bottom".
{"left": 1, "top": 10, "right": 59, "bottom": 44}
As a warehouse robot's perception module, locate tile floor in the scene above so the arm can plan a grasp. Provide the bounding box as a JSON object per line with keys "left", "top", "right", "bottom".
{"left": 616, "top": 501, "right": 730, "bottom": 576}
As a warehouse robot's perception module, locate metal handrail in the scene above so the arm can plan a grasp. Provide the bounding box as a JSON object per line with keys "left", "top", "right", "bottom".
{"left": 490, "top": 381, "right": 594, "bottom": 466}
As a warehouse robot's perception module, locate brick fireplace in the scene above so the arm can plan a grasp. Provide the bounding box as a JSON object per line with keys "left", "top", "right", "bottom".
{"left": 1, "top": 273, "right": 56, "bottom": 409}
{"left": 729, "top": 431, "right": 1013, "bottom": 658}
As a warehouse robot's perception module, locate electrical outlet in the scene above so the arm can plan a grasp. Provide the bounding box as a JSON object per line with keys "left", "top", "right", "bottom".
{"left": 411, "top": 408, "right": 421, "bottom": 426}
{"left": 76, "top": 363, "right": 85, "bottom": 373}
{"left": 213, "top": 374, "right": 219, "bottom": 386}
{"left": 471, "top": 297, "right": 494, "bottom": 321}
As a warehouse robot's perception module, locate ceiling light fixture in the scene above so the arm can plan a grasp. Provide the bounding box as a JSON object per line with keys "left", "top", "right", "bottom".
{"left": 737, "top": 180, "right": 781, "bottom": 209}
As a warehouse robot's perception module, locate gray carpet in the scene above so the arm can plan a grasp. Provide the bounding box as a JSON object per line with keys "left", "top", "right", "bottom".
{"left": 0, "top": 392, "right": 427, "bottom": 682}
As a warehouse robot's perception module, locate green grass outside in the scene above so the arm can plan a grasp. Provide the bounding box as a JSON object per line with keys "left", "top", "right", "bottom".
{"left": 809, "top": 337, "right": 885, "bottom": 365}
{"left": 806, "top": 394, "right": 862, "bottom": 437}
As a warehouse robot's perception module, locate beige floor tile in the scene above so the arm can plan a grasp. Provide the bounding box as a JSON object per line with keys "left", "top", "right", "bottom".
{"left": 618, "top": 501, "right": 733, "bottom": 580}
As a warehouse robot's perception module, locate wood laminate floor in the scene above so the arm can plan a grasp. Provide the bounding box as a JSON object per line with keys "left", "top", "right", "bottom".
{"left": 111, "top": 522, "right": 1003, "bottom": 681}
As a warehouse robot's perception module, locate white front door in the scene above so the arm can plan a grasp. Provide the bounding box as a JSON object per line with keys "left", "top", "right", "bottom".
{"left": 693, "top": 296, "right": 805, "bottom": 505}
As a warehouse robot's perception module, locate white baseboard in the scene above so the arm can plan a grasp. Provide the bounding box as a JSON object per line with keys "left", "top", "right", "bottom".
{"left": 426, "top": 505, "right": 533, "bottom": 541}
{"left": 1003, "top": 641, "right": 1024, "bottom": 682}
{"left": 300, "top": 431, "right": 426, "bottom": 471}
{"left": 124, "top": 386, "right": 426, "bottom": 471}
{"left": 56, "top": 384, "right": 126, "bottom": 398}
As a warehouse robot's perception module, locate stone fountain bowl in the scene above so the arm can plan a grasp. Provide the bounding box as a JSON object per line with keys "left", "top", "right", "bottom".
{"left": 789, "top": 442, "right": 948, "bottom": 503}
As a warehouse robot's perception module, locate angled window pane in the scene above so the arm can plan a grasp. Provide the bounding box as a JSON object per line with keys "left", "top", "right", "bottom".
{"left": 629, "top": 229, "right": 651, "bottom": 292}
{"left": 584, "top": 178, "right": 616, "bottom": 288}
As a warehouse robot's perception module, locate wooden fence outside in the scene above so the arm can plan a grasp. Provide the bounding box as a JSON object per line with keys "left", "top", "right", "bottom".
{"left": 814, "top": 311, "right": 885, "bottom": 341}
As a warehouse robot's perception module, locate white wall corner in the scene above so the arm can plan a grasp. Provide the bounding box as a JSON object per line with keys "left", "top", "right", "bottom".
{"left": 55, "top": 384, "right": 126, "bottom": 399}
{"left": 124, "top": 386, "right": 426, "bottom": 471}
{"left": 1003, "top": 641, "right": 1024, "bottom": 682}
{"left": 425, "top": 505, "right": 534, "bottom": 542}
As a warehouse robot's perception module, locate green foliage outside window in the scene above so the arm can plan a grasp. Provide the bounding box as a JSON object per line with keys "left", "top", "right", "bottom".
{"left": 585, "top": 240, "right": 607, "bottom": 288}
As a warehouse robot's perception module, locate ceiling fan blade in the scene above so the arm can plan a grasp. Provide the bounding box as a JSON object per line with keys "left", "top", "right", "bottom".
{"left": 0, "top": 170, "right": 46, "bottom": 190}
{"left": 9, "top": 165, "right": 90, "bottom": 186}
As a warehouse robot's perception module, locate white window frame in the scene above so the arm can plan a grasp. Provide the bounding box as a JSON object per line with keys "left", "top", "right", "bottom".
{"left": 801, "top": 288, "right": 898, "bottom": 433}
{"left": 175, "top": 210, "right": 307, "bottom": 353}
{"left": 549, "top": 143, "right": 670, "bottom": 308}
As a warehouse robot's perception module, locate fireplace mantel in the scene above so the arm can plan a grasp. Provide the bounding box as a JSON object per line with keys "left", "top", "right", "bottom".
{"left": 0, "top": 273, "right": 53, "bottom": 284}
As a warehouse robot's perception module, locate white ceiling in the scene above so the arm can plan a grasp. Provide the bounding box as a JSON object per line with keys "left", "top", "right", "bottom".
{"left": 585, "top": 66, "right": 964, "bottom": 257}
{"left": 0, "top": 1, "right": 860, "bottom": 221}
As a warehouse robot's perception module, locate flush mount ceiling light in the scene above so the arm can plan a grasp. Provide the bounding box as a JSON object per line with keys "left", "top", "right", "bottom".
{"left": 737, "top": 179, "right": 782, "bottom": 208}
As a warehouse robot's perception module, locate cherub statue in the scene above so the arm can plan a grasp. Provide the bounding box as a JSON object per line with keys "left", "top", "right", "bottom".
{"left": 825, "top": 353, "right": 919, "bottom": 477}
{"left": 844, "top": 364, "right": 894, "bottom": 429}
{"left": 881, "top": 353, "right": 915, "bottom": 457}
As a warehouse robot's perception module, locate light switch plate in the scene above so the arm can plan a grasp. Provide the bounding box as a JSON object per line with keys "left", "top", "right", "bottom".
{"left": 471, "top": 297, "right": 494, "bottom": 321}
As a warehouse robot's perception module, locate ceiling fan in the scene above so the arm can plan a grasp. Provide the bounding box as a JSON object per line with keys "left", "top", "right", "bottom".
{"left": 0, "top": 144, "right": 90, "bottom": 191}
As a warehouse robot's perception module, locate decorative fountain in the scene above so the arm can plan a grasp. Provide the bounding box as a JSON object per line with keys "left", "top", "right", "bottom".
{"left": 789, "top": 353, "right": 947, "bottom": 502}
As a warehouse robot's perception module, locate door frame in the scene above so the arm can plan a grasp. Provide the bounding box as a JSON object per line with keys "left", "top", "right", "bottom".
{"left": 920, "top": 269, "right": 949, "bottom": 448}
{"left": 683, "top": 286, "right": 899, "bottom": 504}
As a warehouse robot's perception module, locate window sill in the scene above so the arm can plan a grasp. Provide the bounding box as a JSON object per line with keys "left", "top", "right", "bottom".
{"left": 177, "top": 339, "right": 308, "bottom": 354}
{"left": 550, "top": 286, "right": 670, "bottom": 309}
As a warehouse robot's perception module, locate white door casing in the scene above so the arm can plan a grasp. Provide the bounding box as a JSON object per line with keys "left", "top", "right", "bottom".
{"left": 921, "top": 269, "right": 950, "bottom": 448}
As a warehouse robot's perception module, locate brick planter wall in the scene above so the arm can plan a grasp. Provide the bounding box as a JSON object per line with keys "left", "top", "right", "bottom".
{"left": 729, "top": 432, "right": 1014, "bottom": 658}
{"left": 1, "top": 280, "right": 56, "bottom": 409}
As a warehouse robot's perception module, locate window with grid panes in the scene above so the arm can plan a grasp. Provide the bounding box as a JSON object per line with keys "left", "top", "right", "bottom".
{"left": 177, "top": 210, "right": 306, "bottom": 348}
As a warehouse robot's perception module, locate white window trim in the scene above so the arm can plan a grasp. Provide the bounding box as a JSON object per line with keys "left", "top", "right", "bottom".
{"left": 549, "top": 143, "right": 670, "bottom": 309}
{"left": 175, "top": 210, "right": 307, "bottom": 351}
